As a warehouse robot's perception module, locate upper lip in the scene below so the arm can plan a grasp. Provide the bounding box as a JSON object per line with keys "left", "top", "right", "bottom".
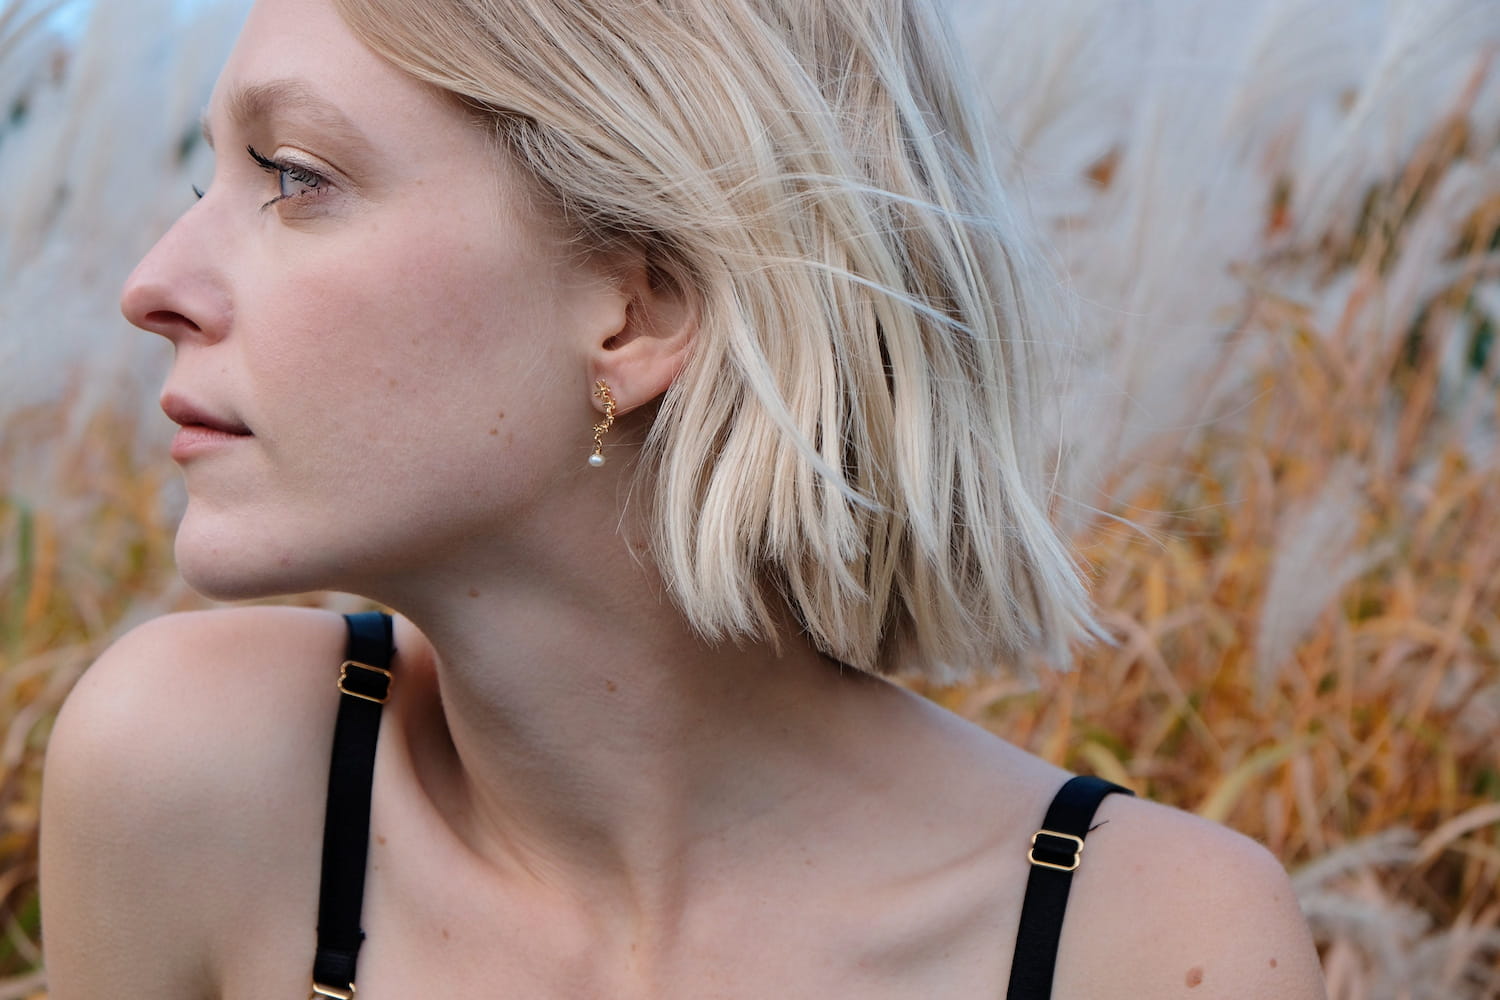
{"left": 161, "top": 393, "right": 252, "bottom": 435}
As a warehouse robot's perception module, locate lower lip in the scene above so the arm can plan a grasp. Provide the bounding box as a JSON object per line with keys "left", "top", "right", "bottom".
{"left": 170, "top": 425, "right": 252, "bottom": 461}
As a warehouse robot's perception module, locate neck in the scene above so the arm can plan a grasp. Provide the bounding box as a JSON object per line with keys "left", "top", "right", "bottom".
{"left": 368, "top": 498, "right": 904, "bottom": 922}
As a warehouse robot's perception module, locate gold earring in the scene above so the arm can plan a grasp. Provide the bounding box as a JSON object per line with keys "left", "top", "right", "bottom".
{"left": 589, "top": 380, "right": 616, "bottom": 467}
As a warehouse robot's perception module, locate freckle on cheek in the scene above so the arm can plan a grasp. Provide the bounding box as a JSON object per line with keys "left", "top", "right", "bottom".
{"left": 1269, "top": 958, "right": 1278, "bottom": 969}
{"left": 1185, "top": 967, "right": 1204, "bottom": 988}
{"left": 489, "top": 428, "right": 499, "bottom": 436}
{"left": 468, "top": 588, "right": 479, "bottom": 598}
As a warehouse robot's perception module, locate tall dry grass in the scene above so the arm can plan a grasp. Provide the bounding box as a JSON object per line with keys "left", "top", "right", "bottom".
{"left": 2, "top": 0, "right": 1498, "bottom": 997}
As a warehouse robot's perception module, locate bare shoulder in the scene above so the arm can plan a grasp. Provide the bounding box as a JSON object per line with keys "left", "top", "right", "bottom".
{"left": 46, "top": 606, "right": 349, "bottom": 799}
{"left": 1054, "top": 794, "right": 1326, "bottom": 999}
{"left": 41, "top": 606, "right": 350, "bottom": 999}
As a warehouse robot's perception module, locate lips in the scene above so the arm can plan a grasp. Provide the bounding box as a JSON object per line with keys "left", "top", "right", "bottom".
{"left": 160, "top": 393, "right": 252, "bottom": 436}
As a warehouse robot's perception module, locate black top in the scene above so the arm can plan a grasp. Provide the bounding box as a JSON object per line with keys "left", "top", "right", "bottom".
{"left": 309, "top": 612, "right": 1133, "bottom": 1000}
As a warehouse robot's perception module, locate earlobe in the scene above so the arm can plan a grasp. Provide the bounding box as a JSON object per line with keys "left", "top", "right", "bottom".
{"left": 588, "top": 264, "right": 698, "bottom": 415}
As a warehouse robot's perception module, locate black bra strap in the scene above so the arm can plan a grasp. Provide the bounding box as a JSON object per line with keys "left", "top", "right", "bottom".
{"left": 311, "top": 612, "right": 394, "bottom": 1000}
{"left": 1005, "top": 775, "right": 1133, "bottom": 1000}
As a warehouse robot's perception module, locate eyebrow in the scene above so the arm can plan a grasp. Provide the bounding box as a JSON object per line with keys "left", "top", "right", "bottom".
{"left": 200, "top": 79, "right": 374, "bottom": 157}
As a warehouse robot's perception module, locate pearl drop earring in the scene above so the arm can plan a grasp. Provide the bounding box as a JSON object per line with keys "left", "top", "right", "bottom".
{"left": 589, "top": 380, "right": 616, "bottom": 467}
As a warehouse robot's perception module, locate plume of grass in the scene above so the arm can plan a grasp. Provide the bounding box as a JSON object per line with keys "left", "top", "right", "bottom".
{"left": 0, "top": 0, "right": 246, "bottom": 436}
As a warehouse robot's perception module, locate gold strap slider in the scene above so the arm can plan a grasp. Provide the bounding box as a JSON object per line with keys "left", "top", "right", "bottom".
{"left": 338, "top": 659, "right": 392, "bottom": 704}
{"left": 1028, "top": 829, "right": 1084, "bottom": 871}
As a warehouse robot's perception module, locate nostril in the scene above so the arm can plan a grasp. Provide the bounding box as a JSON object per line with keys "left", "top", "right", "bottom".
{"left": 143, "top": 311, "right": 203, "bottom": 336}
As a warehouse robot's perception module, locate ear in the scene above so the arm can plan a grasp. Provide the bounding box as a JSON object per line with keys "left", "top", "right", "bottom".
{"left": 587, "top": 261, "right": 698, "bottom": 416}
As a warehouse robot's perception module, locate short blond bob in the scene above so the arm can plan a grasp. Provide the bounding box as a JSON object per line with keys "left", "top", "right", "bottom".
{"left": 333, "top": 0, "right": 1098, "bottom": 680}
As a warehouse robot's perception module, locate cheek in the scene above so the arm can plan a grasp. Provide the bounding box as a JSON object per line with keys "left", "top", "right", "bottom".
{"left": 244, "top": 223, "right": 577, "bottom": 483}
{"left": 273, "top": 231, "right": 551, "bottom": 366}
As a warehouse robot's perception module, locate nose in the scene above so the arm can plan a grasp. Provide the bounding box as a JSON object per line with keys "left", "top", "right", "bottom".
{"left": 120, "top": 201, "right": 232, "bottom": 345}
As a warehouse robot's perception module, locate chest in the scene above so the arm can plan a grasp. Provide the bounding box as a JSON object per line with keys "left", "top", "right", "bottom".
{"left": 215, "top": 858, "right": 1019, "bottom": 1000}
{"left": 208, "top": 682, "right": 1036, "bottom": 1000}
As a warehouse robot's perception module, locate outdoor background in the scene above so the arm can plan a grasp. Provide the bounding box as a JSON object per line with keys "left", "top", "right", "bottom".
{"left": 2, "top": 0, "right": 1498, "bottom": 996}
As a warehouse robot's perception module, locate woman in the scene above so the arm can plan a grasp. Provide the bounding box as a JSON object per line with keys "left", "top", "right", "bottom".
{"left": 40, "top": 0, "right": 1325, "bottom": 996}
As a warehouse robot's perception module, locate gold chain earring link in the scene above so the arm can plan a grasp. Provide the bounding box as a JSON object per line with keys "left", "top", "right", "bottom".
{"left": 589, "top": 380, "right": 616, "bottom": 467}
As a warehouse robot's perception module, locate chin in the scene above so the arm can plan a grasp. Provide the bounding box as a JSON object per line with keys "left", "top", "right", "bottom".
{"left": 173, "top": 517, "right": 329, "bottom": 602}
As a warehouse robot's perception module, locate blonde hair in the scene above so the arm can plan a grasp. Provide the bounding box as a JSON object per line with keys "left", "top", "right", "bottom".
{"left": 334, "top": 0, "right": 1097, "bottom": 679}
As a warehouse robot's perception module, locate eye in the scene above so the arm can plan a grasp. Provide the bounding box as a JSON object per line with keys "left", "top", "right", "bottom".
{"left": 246, "top": 145, "right": 330, "bottom": 209}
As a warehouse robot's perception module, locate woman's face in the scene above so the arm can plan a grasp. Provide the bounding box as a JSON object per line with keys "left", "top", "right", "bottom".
{"left": 122, "top": 0, "right": 626, "bottom": 598}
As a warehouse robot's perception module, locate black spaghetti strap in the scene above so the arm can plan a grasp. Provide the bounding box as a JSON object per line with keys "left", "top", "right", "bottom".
{"left": 310, "top": 612, "right": 395, "bottom": 1000}
{"left": 1005, "top": 775, "right": 1133, "bottom": 1000}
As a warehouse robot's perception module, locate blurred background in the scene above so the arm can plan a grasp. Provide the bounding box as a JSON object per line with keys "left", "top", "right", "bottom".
{"left": 1, "top": 0, "right": 1498, "bottom": 996}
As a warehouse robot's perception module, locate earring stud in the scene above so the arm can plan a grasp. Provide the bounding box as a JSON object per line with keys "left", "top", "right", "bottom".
{"left": 589, "top": 380, "right": 616, "bottom": 467}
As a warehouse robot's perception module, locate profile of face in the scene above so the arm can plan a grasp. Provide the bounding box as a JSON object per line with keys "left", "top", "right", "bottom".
{"left": 121, "top": 0, "right": 634, "bottom": 600}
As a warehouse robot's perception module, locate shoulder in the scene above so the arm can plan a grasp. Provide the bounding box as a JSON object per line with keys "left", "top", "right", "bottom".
{"left": 1053, "top": 793, "right": 1326, "bottom": 999}
{"left": 53, "top": 604, "right": 349, "bottom": 718}
{"left": 40, "top": 606, "right": 352, "bottom": 999}
{"left": 45, "top": 606, "right": 350, "bottom": 810}
{"left": 825, "top": 702, "right": 1325, "bottom": 998}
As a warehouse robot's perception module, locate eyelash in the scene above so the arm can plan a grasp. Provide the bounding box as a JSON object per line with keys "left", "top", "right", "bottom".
{"left": 245, "top": 145, "right": 329, "bottom": 209}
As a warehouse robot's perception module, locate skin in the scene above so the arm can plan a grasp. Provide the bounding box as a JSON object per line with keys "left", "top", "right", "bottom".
{"left": 39, "top": 0, "right": 1329, "bottom": 997}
